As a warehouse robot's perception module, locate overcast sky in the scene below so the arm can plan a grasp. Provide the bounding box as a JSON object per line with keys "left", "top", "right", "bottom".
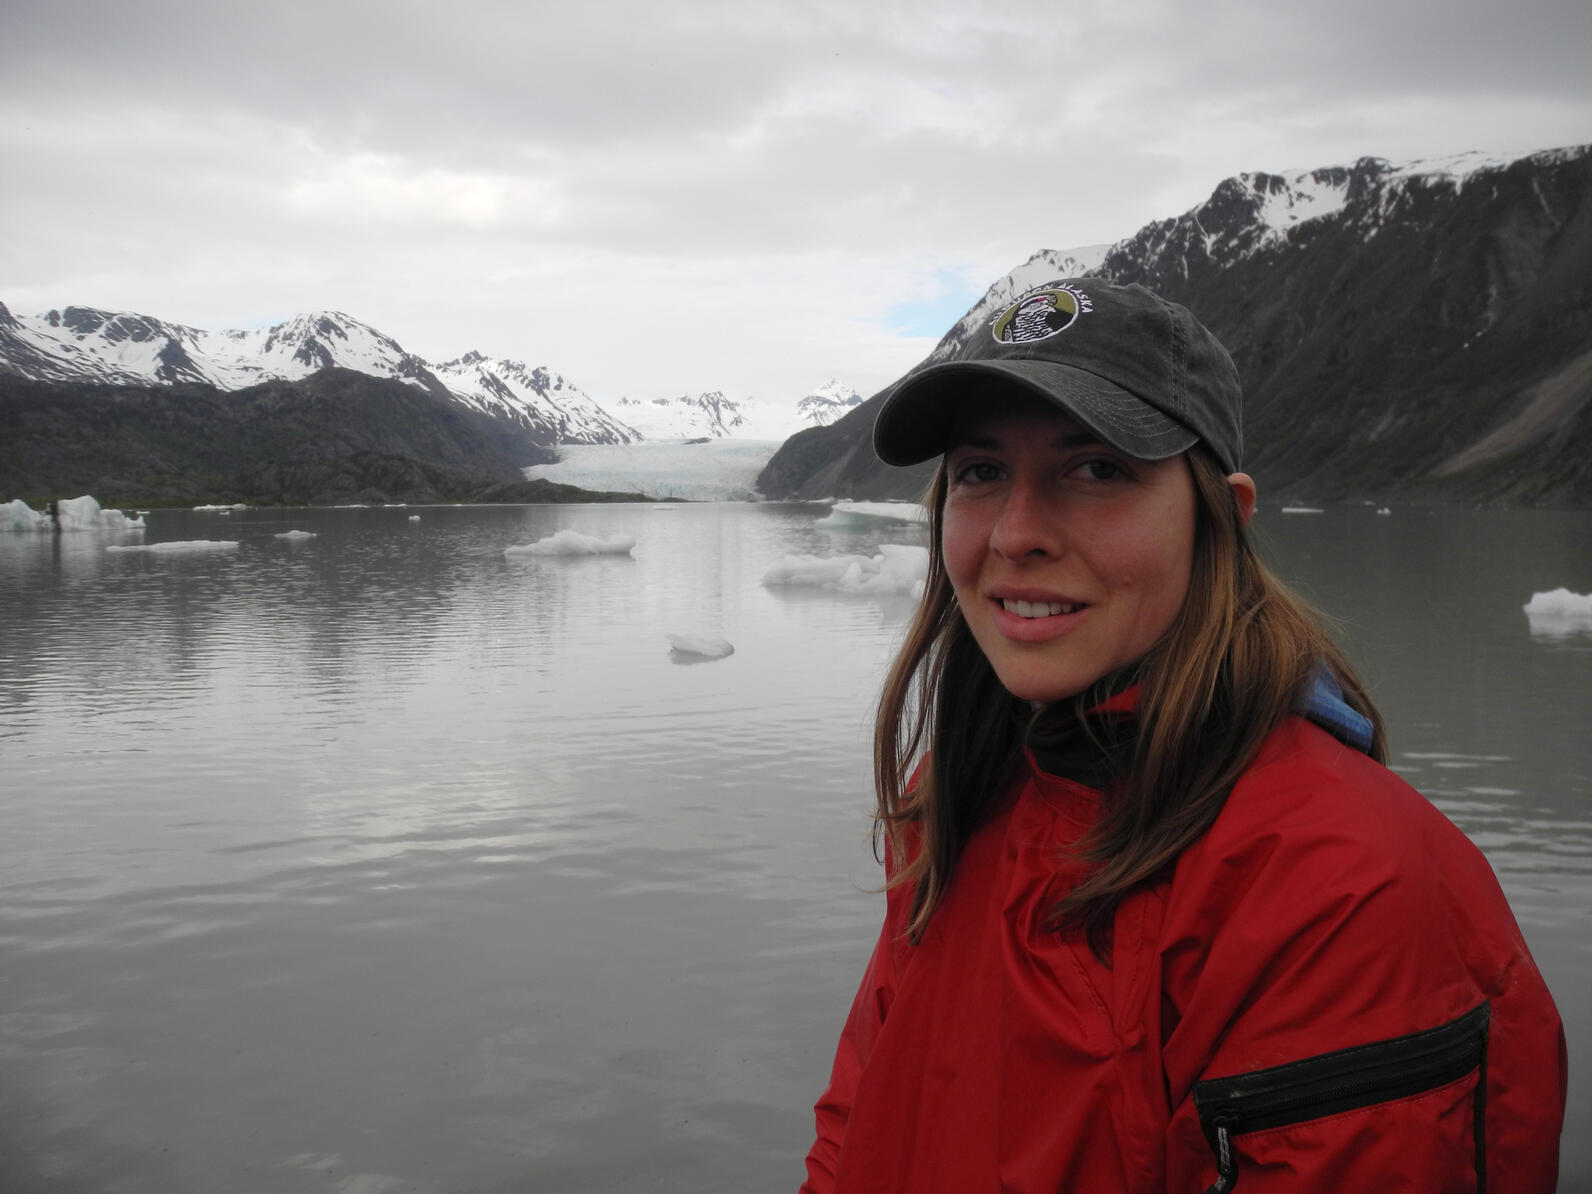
{"left": 4, "top": 0, "right": 1588, "bottom": 403}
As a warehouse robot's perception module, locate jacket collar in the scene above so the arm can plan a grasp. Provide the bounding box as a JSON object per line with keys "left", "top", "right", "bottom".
{"left": 1023, "top": 683, "right": 1139, "bottom": 788}
{"left": 1021, "top": 665, "right": 1374, "bottom": 786}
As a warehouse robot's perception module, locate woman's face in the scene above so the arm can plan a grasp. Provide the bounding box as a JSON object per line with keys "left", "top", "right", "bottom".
{"left": 940, "top": 396, "right": 1199, "bottom": 704}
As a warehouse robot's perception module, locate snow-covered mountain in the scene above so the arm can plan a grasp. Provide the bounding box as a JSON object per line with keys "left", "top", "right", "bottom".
{"left": 430, "top": 351, "right": 641, "bottom": 445}
{"left": 0, "top": 305, "right": 441, "bottom": 392}
{"left": 916, "top": 149, "right": 1549, "bottom": 372}
{"left": 0, "top": 304, "right": 647, "bottom": 446}
{"left": 612, "top": 391, "right": 748, "bottom": 440}
{"left": 0, "top": 303, "right": 856, "bottom": 448}
{"left": 611, "top": 378, "right": 862, "bottom": 441}
{"left": 761, "top": 143, "right": 1592, "bottom": 506}
{"left": 797, "top": 378, "right": 865, "bottom": 427}
{"left": 1102, "top": 148, "right": 1551, "bottom": 280}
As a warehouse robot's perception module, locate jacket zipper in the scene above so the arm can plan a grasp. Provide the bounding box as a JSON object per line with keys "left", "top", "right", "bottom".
{"left": 1193, "top": 1001, "right": 1490, "bottom": 1193}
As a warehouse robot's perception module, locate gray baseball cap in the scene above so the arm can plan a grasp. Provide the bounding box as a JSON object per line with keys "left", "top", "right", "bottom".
{"left": 872, "top": 278, "right": 1243, "bottom": 473}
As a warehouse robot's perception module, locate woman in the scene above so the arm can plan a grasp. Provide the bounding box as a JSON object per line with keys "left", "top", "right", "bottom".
{"left": 800, "top": 280, "right": 1565, "bottom": 1193}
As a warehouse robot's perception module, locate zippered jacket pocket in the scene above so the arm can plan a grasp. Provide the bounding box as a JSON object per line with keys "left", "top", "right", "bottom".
{"left": 1192, "top": 1001, "right": 1490, "bottom": 1193}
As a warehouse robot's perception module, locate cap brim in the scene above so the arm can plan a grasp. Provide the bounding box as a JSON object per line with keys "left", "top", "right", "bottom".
{"left": 873, "top": 359, "right": 1198, "bottom": 467}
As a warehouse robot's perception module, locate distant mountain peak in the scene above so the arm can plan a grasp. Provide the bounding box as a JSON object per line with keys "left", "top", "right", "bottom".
{"left": 796, "top": 378, "right": 863, "bottom": 428}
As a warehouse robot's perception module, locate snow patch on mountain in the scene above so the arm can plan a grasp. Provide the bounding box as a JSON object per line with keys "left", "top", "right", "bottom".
{"left": 1200, "top": 148, "right": 1577, "bottom": 259}
{"left": 1248, "top": 169, "right": 1354, "bottom": 234}
{"left": 432, "top": 351, "right": 640, "bottom": 444}
{"left": 1384, "top": 148, "right": 1527, "bottom": 185}
{"left": 609, "top": 378, "right": 862, "bottom": 442}
{"left": 798, "top": 378, "right": 865, "bottom": 427}
{"left": 612, "top": 391, "right": 747, "bottom": 440}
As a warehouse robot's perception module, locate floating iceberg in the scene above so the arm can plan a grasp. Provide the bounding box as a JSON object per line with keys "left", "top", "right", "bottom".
{"left": 274, "top": 530, "right": 318, "bottom": 540}
{"left": 194, "top": 503, "right": 248, "bottom": 512}
{"left": 1281, "top": 506, "right": 1325, "bottom": 514}
{"left": 6, "top": 495, "right": 146, "bottom": 532}
{"left": 814, "top": 501, "right": 928, "bottom": 530}
{"left": 763, "top": 544, "right": 929, "bottom": 598}
{"left": 667, "top": 632, "right": 736, "bottom": 660}
{"left": 106, "top": 540, "right": 239, "bottom": 554}
{"left": 504, "top": 530, "right": 637, "bottom": 557}
{"left": 1522, "top": 588, "right": 1592, "bottom": 638}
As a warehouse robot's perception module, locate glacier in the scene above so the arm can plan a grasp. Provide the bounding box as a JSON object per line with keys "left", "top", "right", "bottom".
{"left": 523, "top": 440, "right": 785, "bottom": 502}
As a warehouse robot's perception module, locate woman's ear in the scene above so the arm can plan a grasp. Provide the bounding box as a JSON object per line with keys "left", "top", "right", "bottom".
{"left": 1226, "top": 472, "right": 1257, "bottom": 527}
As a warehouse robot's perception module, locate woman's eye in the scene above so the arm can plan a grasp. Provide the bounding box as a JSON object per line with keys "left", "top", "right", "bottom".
{"left": 953, "top": 461, "right": 1002, "bottom": 485}
{"left": 1078, "top": 459, "right": 1127, "bottom": 482}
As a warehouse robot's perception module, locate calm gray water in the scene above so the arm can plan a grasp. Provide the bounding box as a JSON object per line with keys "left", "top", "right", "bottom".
{"left": 1, "top": 501, "right": 1588, "bottom": 1193}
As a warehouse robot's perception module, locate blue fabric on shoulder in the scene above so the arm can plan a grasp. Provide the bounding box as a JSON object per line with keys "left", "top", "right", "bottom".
{"left": 1300, "top": 668, "right": 1375, "bottom": 755}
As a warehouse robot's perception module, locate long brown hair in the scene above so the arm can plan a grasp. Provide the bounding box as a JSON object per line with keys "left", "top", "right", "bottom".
{"left": 873, "top": 447, "right": 1386, "bottom": 944}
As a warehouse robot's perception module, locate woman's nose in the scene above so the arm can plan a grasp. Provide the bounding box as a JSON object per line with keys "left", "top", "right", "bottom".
{"left": 989, "top": 480, "right": 1059, "bottom": 561}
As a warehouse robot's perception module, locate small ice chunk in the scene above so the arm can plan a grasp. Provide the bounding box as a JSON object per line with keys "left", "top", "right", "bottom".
{"left": 1523, "top": 588, "right": 1592, "bottom": 638}
{"left": 1376, "top": 507, "right": 1392, "bottom": 515}
{"left": 504, "top": 530, "right": 636, "bottom": 557}
{"left": 6, "top": 499, "right": 50, "bottom": 530}
{"left": 194, "top": 503, "right": 248, "bottom": 512}
{"left": 408, "top": 515, "right": 421, "bottom": 522}
{"left": 762, "top": 553, "right": 869, "bottom": 587}
{"left": 106, "top": 540, "right": 240, "bottom": 553}
{"left": 1281, "top": 506, "right": 1324, "bottom": 514}
{"left": 814, "top": 500, "right": 928, "bottom": 530}
{"left": 274, "top": 530, "right": 318, "bottom": 540}
{"left": 667, "top": 632, "right": 735, "bottom": 660}
{"left": 763, "top": 544, "right": 929, "bottom": 598}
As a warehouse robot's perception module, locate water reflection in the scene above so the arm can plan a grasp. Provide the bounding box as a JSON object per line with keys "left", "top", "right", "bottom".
{"left": 1, "top": 501, "right": 1588, "bottom": 1191}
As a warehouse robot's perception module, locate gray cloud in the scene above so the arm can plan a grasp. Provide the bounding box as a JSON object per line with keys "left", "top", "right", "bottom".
{"left": 3, "top": 0, "right": 1587, "bottom": 400}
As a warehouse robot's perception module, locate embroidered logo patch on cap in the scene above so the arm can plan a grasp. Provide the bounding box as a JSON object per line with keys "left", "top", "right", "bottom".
{"left": 990, "top": 282, "right": 1093, "bottom": 344}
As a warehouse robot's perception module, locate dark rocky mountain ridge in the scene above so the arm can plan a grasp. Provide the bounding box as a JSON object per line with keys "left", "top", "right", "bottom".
{"left": 757, "top": 145, "right": 1592, "bottom": 507}
{"left": 0, "top": 369, "right": 653, "bottom": 507}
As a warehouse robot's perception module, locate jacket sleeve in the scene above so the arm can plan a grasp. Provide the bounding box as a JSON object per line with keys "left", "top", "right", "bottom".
{"left": 799, "top": 911, "right": 899, "bottom": 1194}
{"left": 1157, "top": 728, "right": 1566, "bottom": 1193}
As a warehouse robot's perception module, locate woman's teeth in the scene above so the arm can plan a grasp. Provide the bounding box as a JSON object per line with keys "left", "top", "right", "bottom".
{"left": 1002, "top": 599, "right": 1083, "bottom": 618}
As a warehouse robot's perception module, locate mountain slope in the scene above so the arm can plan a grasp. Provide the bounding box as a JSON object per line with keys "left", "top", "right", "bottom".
{"left": 431, "top": 351, "right": 641, "bottom": 445}
{"left": 0, "top": 368, "right": 567, "bottom": 505}
{"left": 757, "top": 145, "right": 1592, "bottom": 507}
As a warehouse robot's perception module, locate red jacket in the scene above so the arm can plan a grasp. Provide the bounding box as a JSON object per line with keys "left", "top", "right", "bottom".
{"left": 801, "top": 715, "right": 1566, "bottom": 1193}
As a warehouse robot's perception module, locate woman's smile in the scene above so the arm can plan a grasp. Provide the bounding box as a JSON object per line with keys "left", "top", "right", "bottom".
{"left": 997, "top": 597, "right": 1087, "bottom": 618}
